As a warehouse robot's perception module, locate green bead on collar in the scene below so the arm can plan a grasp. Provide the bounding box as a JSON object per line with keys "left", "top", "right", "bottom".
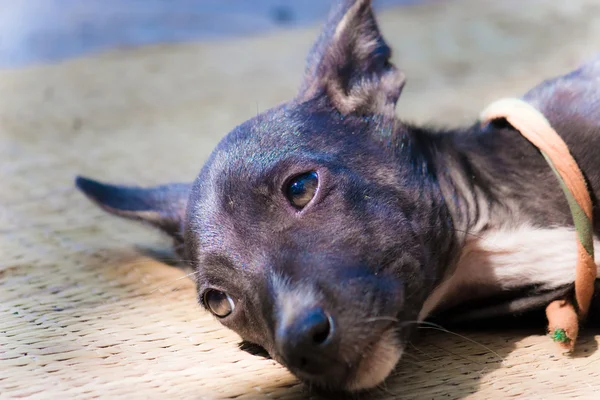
{"left": 550, "top": 328, "right": 571, "bottom": 344}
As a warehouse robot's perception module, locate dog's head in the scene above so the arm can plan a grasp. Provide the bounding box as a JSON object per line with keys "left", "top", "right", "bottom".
{"left": 77, "top": 0, "right": 454, "bottom": 391}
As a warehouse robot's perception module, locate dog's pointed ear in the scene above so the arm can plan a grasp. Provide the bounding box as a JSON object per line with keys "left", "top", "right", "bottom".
{"left": 297, "top": 0, "right": 405, "bottom": 117}
{"left": 75, "top": 176, "right": 191, "bottom": 245}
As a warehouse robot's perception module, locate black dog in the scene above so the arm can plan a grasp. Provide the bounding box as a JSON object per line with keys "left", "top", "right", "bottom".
{"left": 76, "top": 0, "right": 600, "bottom": 392}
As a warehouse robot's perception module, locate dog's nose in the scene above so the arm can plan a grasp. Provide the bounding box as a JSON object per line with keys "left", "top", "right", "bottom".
{"left": 300, "top": 307, "right": 332, "bottom": 345}
{"left": 276, "top": 307, "right": 336, "bottom": 374}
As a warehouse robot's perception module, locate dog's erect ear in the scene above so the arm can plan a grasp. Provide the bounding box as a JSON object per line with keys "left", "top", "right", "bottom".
{"left": 297, "top": 0, "right": 405, "bottom": 117}
{"left": 75, "top": 176, "right": 191, "bottom": 245}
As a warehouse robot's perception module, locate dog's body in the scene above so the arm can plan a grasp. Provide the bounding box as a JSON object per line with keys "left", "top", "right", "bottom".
{"left": 76, "top": 0, "right": 600, "bottom": 392}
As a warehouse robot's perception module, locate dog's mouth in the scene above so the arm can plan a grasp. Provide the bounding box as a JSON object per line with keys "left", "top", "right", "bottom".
{"left": 275, "top": 323, "right": 403, "bottom": 393}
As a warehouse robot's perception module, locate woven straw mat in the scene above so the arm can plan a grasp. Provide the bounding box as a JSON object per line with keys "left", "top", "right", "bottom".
{"left": 3, "top": 0, "right": 600, "bottom": 398}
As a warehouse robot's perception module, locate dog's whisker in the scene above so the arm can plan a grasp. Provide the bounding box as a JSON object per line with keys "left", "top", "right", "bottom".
{"left": 423, "top": 340, "right": 485, "bottom": 366}
{"left": 364, "top": 316, "right": 399, "bottom": 323}
{"left": 394, "top": 357, "right": 424, "bottom": 370}
{"left": 398, "top": 320, "right": 501, "bottom": 361}
{"left": 416, "top": 321, "right": 502, "bottom": 362}
{"left": 149, "top": 270, "right": 200, "bottom": 293}
{"left": 397, "top": 320, "right": 427, "bottom": 329}
{"left": 407, "top": 341, "right": 436, "bottom": 361}
{"left": 114, "top": 259, "right": 192, "bottom": 268}
{"left": 375, "top": 380, "right": 399, "bottom": 397}
{"left": 399, "top": 350, "right": 425, "bottom": 363}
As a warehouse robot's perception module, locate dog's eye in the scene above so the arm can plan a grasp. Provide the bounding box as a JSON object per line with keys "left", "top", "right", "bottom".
{"left": 285, "top": 171, "right": 318, "bottom": 209}
{"left": 203, "top": 289, "right": 235, "bottom": 318}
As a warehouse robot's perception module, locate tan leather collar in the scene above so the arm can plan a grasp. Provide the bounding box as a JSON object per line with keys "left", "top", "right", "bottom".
{"left": 481, "top": 98, "right": 595, "bottom": 352}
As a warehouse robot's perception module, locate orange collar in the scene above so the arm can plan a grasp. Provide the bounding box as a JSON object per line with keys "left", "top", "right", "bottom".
{"left": 480, "top": 98, "right": 595, "bottom": 352}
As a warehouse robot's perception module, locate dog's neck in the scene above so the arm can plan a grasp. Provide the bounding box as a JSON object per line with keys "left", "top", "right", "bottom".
{"left": 422, "top": 123, "right": 519, "bottom": 240}
{"left": 395, "top": 120, "right": 575, "bottom": 289}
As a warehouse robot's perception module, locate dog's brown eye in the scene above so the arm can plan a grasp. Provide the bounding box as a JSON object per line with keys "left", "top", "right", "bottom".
{"left": 285, "top": 171, "right": 318, "bottom": 209}
{"left": 203, "top": 289, "right": 234, "bottom": 318}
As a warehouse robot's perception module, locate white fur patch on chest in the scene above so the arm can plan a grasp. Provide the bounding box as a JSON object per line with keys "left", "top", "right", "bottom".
{"left": 419, "top": 225, "right": 600, "bottom": 320}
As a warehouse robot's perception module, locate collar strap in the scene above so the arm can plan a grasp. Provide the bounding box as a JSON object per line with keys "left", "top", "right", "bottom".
{"left": 480, "top": 98, "right": 595, "bottom": 352}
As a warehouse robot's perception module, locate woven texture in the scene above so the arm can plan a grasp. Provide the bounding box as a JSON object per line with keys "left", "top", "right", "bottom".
{"left": 2, "top": 0, "right": 600, "bottom": 398}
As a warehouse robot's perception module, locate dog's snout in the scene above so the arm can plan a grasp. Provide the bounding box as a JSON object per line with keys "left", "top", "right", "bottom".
{"left": 277, "top": 307, "right": 336, "bottom": 374}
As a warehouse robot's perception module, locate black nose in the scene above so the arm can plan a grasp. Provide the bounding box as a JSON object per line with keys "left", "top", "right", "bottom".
{"left": 276, "top": 307, "right": 336, "bottom": 374}
{"left": 302, "top": 307, "right": 332, "bottom": 344}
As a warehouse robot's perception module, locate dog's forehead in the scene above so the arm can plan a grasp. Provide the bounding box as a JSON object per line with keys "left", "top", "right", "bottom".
{"left": 219, "top": 105, "right": 306, "bottom": 157}
{"left": 185, "top": 105, "right": 315, "bottom": 257}
{"left": 209, "top": 101, "right": 375, "bottom": 168}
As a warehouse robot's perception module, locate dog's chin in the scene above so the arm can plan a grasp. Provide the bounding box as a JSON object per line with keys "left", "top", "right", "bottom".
{"left": 289, "top": 327, "right": 403, "bottom": 393}
{"left": 345, "top": 327, "right": 403, "bottom": 391}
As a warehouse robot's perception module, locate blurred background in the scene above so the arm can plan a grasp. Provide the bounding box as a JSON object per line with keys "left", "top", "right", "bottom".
{"left": 0, "top": 0, "right": 423, "bottom": 68}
